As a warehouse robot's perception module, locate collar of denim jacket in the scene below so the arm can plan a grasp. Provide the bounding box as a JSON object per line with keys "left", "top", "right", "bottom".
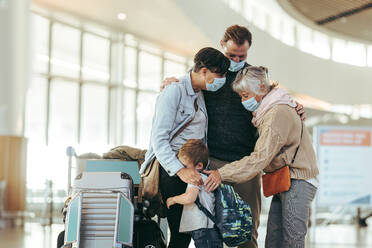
{"left": 184, "top": 71, "right": 197, "bottom": 96}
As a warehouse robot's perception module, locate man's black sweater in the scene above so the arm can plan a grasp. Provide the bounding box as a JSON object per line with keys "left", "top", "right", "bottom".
{"left": 203, "top": 64, "right": 258, "bottom": 162}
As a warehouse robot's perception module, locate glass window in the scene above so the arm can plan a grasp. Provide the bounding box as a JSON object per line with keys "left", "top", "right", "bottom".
{"left": 123, "top": 47, "right": 137, "bottom": 87}
{"left": 252, "top": 6, "right": 267, "bottom": 31}
{"left": 136, "top": 92, "right": 157, "bottom": 148}
{"left": 123, "top": 89, "right": 136, "bottom": 146}
{"left": 332, "top": 39, "right": 348, "bottom": 63}
{"left": 80, "top": 85, "right": 109, "bottom": 145}
{"left": 165, "top": 52, "right": 186, "bottom": 64}
{"left": 31, "top": 14, "right": 49, "bottom": 74}
{"left": 26, "top": 143, "right": 49, "bottom": 190}
{"left": 49, "top": 79, "right": 79, "bottom": 145}
{"left": 125, "top": 34, "right": 138, "bottom": 47}
{"left": 25, "top": 76, "right": 48, "bottom": 142}
{"left": 26, "top": 13, "right": 193, "bottom": 210}
{"left": 346, "top": 42, "right": 366, "bottom": 67}
{"left": 187, "top": 60, "right": 194, "bottom": 71}
{"left": 296, "top": 24, "right": 313, "bottom": 54}
{"left": 281, "top": 18, "right": 295, "bottom": 46}
{"left": 26, "top": 143, "right": 72, "bottom": 191}
{"left": 110, "top": 41, "right": 123, "bottom": 85}
{"left": 243, "top": 1, "right": 253, "bottom": 22}
{"left": 312, "top": 32, "right": 331, "bottom": 59}
{"left": 27, "top": 143, "right": 70, "bottom": 190}
{"left": 164, "top": 60, "right": 186, "bottom": 78}
{"left": 267, "top": 15, "right": 281, "bottom": 40}
{"left": 108, "top": 88, "right": 122, "bottom": 145}
{"left": 51, "top": 23, "right": 80, "bottom": 78}
{"left": 229, "top": 0, "right": 242, "bottom": 12}
{"left": 84, "top": 24, "right": 110, "bottom": 38}
{"left": 368, "top": 46, "right": 372, "bottom": 67}
{"left": 82, "top": 33, "right": 110, "bottom": 82}
{"left": 140, "top": 43, "right": 161, "bottom": 56}
{"left": 138, "top": 51, "right": 162, "bottom": 91}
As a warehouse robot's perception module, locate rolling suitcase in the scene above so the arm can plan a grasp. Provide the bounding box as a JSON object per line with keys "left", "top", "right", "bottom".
{"left": 63, "top": 172, "right": 134, "bottom": 248}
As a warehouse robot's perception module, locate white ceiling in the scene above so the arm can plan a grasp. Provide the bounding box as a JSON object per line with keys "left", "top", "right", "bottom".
{"left": 32, "top": 0, "right": 213, "bottom": 56}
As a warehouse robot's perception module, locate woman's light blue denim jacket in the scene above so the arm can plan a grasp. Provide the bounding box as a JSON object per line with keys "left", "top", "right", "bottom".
{"left": 139, "top": 72, "right": 208, "bottom": 176}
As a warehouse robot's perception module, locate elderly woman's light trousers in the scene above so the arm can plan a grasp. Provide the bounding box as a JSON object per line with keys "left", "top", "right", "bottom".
{"left": 265, "top": 179, "right": 317, "bottom": 248}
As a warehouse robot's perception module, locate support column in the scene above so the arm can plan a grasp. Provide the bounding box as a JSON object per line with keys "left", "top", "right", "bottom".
{"left": 0, "top": 0, "right": 31, "bottom": 211}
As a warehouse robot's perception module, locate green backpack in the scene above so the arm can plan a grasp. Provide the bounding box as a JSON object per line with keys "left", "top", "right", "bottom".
{"left": 195, "top": 183, "right": 253, "bottom": 247}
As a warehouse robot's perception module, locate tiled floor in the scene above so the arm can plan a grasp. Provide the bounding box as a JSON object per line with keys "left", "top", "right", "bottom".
{"left": 0, "top": 222, "right": 372, "bottom": 248}
{"left": 0, "top": 223, "right": 64, "bottom": 248}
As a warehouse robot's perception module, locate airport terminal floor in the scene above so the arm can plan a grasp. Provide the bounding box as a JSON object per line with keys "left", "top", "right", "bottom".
{"left": 1, "top": 219, "right": 372, "bottom": 248}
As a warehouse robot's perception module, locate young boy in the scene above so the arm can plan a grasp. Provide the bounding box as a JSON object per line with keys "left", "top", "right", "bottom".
{"left": 166, "top": 139, "right": 223, "bottom": 248}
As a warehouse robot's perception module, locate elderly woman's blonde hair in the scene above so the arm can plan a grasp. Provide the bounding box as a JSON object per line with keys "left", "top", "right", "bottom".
{"left": 232, "top": 66, "right": 278, "bottom": 95}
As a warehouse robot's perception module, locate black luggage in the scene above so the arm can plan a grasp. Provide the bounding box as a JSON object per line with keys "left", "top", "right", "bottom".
{"left": 133, "top": 219, "right": 166, "bottom": 248}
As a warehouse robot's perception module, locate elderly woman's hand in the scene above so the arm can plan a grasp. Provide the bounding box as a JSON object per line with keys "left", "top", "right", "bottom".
{"left": 203, "top": 170, "right": 222, "bottom": 193}
{"left": 295, "top": 101, "right": 306, "bottom": 121}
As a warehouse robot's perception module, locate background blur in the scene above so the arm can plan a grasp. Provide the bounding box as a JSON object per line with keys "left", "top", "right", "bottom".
{"left": 1, "top": 0, "right": 372, "bottom": 247}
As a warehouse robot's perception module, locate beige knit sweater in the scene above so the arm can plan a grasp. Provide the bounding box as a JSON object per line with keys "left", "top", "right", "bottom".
{"left": 218, "top": 104, "right": 319, "bottom": 184}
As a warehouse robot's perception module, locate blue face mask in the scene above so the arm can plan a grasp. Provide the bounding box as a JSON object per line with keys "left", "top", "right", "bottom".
{"left": 205, "top": 77, "right": 226, "bottom": 92}
{"left": 229, "top": 60, "right": 245, "bottom": 72}
{"left": 242, "top": 97, "right": 261, "bottom": 112}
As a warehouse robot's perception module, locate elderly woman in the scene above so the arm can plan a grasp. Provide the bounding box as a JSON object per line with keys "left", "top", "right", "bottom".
{"left": 204, "top": 66, "right": 319, "bottom": 248}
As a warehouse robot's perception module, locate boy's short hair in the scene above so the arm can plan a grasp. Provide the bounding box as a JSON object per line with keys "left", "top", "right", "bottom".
{"left": 178, "top": 139, "right": 209, "bottom": 170}
{"left": 193, "top": 47, "right": 230, "bottom": 76}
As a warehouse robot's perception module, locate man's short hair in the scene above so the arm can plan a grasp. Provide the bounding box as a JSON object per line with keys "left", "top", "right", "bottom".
{"left": 178, "top": 139, "right": 209, "bottom": 170}
{"left": 222, "top": 25, "right": 252, "bottom": 46}
{"left": 193, "top": 47, "right": 230, "bottom": 75}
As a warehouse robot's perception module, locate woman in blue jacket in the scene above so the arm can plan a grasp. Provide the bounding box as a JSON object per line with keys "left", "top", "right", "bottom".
{"left": 140, "top": 47, "right": 230, "bottom": 248}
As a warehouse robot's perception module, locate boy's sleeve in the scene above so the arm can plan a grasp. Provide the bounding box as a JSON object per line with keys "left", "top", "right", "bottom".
{"left": 187, "top": 174, "right": 206, "bottom": 190}
{"left": 187, "top": 183, "right": 201, "bottom": 190}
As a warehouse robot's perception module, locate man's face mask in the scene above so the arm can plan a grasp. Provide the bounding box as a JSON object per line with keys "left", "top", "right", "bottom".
{"left": 222, "top": 44, "right": 248, "bottom": 72}
{"left": 229, "top": 60, "right": 245, "bottom": 72}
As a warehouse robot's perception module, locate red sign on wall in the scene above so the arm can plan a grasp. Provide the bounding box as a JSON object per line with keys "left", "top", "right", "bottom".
{"left": 320, "top": 129, "right": 371, "bottom": 147}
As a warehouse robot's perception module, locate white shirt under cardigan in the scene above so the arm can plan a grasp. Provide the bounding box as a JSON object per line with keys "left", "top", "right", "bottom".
{"left": 179, "top": 174, "right": 215, "bottom": 233}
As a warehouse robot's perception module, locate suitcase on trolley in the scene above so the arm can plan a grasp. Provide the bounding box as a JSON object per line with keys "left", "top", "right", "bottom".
{"left": 63, "top": 172, "right": 135, "bottom": 248}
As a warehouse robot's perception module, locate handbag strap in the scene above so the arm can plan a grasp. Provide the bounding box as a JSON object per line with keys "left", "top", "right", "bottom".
{"left": 195, "top": 197, "right": 217, "bottom": 224}
{"left": 170, "top": 98, "right": 198, "bottom": 142}
{"left": 291, "top": 122, "right": 304, "bottom": 165}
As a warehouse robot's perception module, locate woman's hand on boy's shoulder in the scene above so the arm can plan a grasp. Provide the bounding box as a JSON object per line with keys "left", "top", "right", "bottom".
{"left": 203, "top": 170, "right": 222, "bottom": 193}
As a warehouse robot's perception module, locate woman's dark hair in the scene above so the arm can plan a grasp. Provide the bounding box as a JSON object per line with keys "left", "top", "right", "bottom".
{"left": 193, "top": 47, "right": 230, "bottom": 75}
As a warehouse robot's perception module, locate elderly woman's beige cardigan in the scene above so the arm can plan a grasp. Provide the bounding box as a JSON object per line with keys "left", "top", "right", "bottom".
{"left": 218, "top": 104, "right": 319, "bottom": 184}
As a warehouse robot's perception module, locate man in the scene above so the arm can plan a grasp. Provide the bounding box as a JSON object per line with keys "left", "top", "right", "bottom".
{"left": 163, "top": 25, "right": 305, "bottom": 248}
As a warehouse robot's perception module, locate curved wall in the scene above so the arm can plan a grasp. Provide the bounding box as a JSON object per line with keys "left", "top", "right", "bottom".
{"left": 174, "top": 0, "right": 372, "bottom": 105}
